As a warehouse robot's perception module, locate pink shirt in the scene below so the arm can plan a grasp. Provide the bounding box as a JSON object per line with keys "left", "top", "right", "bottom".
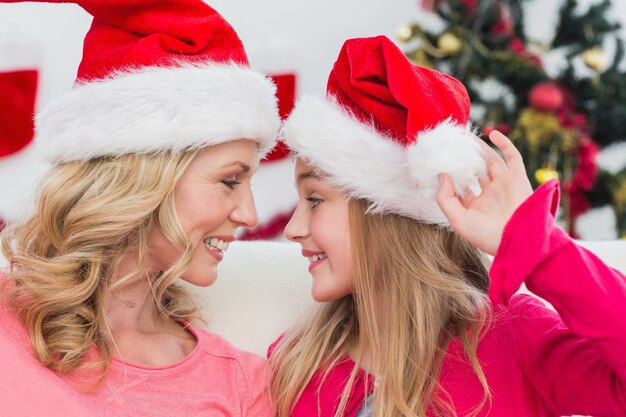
{"left": 0, "top": 304, "right": 273, "bottom": 417}
{"left": 275, "top": 180, "right": 626, "bottom": 416}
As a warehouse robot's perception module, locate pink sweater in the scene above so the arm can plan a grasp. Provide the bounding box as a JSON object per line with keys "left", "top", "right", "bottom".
{"left": 276, "top": 180, "right": 626, "bottom": 416}
{"left": 0, "top": 305, "right": 273, "bottom": 416}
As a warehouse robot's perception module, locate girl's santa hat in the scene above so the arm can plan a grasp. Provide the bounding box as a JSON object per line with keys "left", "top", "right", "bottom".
{"left": 32, "top": 0, "right": 280, "bottom": 163}
{"left": 282, "top": 35, "right": 486, "bottom": 225}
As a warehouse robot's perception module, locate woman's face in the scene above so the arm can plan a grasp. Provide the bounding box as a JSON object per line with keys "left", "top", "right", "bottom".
{"left": 284, "top": 159, "right": 354, "bottom": 302}
{"left": 148, "top": 139, "right": 259, "bottom": 287}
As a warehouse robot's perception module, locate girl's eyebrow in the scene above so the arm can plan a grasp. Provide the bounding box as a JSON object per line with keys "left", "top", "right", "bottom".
{"left": 296, "top": 170, "right": 320, "bottom": 185}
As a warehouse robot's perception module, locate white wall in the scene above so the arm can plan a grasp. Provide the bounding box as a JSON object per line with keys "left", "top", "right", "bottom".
{"left": 0, "top": 0, "right": 420, "bottom": 110}
{"left": 2, "top": 0, "right": 626, "bottom": 227}
{"left": 0, "top": 0, "right": 419, "bottom": 223}
{"left": 7, "top": 0, "right": 622, "bottom": 117}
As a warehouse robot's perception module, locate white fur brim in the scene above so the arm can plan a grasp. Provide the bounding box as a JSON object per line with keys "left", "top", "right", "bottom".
{"left": 35, "top": 62, "right": 280, "bottom": 163}
{"left": 281, "top": 96, "right": 486, "bottom": 225}
{"left": 407, "top": 121, "right": 486, "bottom": 199}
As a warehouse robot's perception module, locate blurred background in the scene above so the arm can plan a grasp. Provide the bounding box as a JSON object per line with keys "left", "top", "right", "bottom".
{"left": 2, "top": 0, "right": 626, "bottom": 240}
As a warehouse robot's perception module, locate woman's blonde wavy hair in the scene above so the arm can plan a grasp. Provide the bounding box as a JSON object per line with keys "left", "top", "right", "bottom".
{"left": 271, "top": 198, "right": 493, "bottom": 417}
{"left": 1, "top": 150, "right": 202, "bottom": 384}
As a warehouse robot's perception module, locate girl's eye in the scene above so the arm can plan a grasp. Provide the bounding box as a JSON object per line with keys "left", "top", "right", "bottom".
{"left": 221, "top": 178, "right": 241, "bottom": 190}
{"left": 306, "top": 197, "right": 322, "bottom": 209}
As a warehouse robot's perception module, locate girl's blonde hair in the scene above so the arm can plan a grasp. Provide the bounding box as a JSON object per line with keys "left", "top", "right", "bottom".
{"left": 271, "top": 198, "right": 492, "bottom": 417}
{"left": 1, "top": 150, "right": 201, "bottom": 384}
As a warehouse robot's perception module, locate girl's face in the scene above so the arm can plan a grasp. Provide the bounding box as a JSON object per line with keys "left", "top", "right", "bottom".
{"left": 147, "top": 139, "right": 259, "bottom": 287}
{"left": 285, "top": 159, "right": 354, "bottom": 302}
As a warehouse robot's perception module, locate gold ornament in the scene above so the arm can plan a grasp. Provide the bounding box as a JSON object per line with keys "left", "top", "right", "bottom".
{"left": 582, "top": 47, "right": 607, "bottom": 72}
{"left": 535, "top": 167, "right": 560, "bottom": 184}
{"left": 512, "top": 108, "right": 574, "bottom": 153}
{"left": 611, "top": 178, "right": 626, "bottom": 216}
{"left": 437, "top": 33, "right": 463, "bottom": 56}
{"left": 395, "top": 24, "right": 414, "bottom": 43}
{"left": 411, "top": 48, "right": 433, "bottom": 68}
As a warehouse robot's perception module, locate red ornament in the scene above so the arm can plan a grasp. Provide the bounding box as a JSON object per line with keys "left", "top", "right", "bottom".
{"left": 557, "top": 111, "right": 588, "bottom": 131}
{"left": 507, "top": 39, "right": 543, "bottom": 68}
{"left": 528, "top": 82, "right": 564, "bottom": 112}
{"left": 508, "top": 39, "right": 525, "bottom": 54}
{"left": 564, "top": 134, "right": 599, "bottom": 237}
{"left": 489, "top": 3, "right": 514, "bottom": 37}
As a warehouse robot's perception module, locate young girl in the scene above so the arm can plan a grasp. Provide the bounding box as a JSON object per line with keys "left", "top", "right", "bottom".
{"left": 269, "top": 35, "right": 626, "bottom": 417}
{"left": 0, "top": 1, "right": 279, "bottom": 416}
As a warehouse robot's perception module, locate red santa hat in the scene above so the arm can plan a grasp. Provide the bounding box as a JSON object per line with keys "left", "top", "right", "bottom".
{"left": 30, "top": 0, "right": 279, "bottom": 163}
{"left": 282, "top": 35, "right": 486, "bottom": 225}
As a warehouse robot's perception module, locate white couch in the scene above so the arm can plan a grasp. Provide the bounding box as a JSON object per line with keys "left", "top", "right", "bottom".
{"left": 194, "top": 240, "right": 626, "bottom": 357}
{"left": 188, "top": 241, "right": 313, "bottom": 357}
{"left": 1, "top": 240, "right": 624, "bottom": 357}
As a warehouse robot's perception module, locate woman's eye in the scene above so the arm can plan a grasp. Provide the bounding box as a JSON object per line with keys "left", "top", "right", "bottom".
{"left": 306, "top": 197, "right": 322, "bottom": 209}
{"left": 221, "top": 178, "right": 241, "bottom": 190}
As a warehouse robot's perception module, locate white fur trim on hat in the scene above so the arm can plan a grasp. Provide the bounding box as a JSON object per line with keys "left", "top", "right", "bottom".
{"left": 282, "top": 96, "right": 486, "bottom": 226}
{"left": 35, "top": 62, "right": 280, "bottom": 163}
{"left": 407, "top": 120, "right": 486, "bottom": 201}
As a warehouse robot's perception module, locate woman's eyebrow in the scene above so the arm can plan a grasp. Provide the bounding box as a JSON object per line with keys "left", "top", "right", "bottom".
{"left": 221, "top": 161, "right": 250, "bottom": 173}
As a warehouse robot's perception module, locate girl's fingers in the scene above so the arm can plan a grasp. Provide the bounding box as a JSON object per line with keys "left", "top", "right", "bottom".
{"left": 473, "top": 135, "right": 507, "bottom": 179}
{"left": 488, "top": 130, "right": 525, "bottom": 174}
{"left": 436, "top": 174, "right": 466, "bottom": 227}
{"left": 459, "top": 191, "right": 478, "bottom": 207}
{"left": 478, "top": 173, "right": 490, "bottom": 191}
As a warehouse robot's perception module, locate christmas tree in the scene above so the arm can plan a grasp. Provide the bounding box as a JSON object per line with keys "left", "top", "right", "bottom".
{"left": 397, "top": 0, "right": 626, "bottom": 238}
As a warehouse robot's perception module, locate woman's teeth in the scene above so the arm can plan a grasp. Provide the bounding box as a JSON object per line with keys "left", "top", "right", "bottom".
{"left": 308, "top": 253, "right": 327, "bottom": 263}
{"left": 204, "top": 237, "right": 229, "bottom": 252}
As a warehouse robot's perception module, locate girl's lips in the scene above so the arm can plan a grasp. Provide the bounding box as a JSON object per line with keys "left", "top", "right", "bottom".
{"left": 308, "top": 256, "right": 326, "bottom": 272}
{"left": 302, "top": 249, "right": 324, "bottom": 257}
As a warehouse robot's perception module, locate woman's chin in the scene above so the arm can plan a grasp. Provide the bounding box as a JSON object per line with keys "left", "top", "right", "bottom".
{"left": 181, "top": 267, "right": 218, "bottom": 287}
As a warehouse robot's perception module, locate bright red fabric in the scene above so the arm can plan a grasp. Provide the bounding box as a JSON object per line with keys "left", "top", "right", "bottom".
{"left": 326, "top": 36, "right": 470, "bottom": 146}
{"left": 274, "top": 180, "right": 626, "bottom": 416}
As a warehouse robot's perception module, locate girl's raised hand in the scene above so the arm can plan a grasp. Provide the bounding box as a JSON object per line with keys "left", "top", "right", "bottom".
{"left": 436, "top": 130, "right": 533, "bottom": 256}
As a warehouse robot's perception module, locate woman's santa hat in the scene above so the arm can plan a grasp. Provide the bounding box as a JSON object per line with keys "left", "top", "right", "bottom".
{"left": 282, "top": 35, "right": 486, "bottom": 225}
{"left": 31, "top": 0, "right": 280, "bottom": 163}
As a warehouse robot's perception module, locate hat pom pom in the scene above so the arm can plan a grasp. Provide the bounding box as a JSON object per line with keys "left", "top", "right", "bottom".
{"left": 407, "top": 119, "right": 487, "bottom": 199}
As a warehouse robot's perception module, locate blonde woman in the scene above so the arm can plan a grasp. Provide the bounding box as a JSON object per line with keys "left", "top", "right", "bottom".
{"left": 0, "top": 1, "right": 279, "bottom": 416}
{"left": 269, "top": 35, "right": 626, "bottom": 417}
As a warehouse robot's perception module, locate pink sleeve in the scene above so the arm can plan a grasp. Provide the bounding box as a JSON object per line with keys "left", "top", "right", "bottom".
{"left": 489, "top": 179, "right": 626, "bottom": 411}
{"left": 511, "top": 295, "right": 626, "bottom": 415}
{"left": 243, "top": 354, "right": 274, "bottom": 417}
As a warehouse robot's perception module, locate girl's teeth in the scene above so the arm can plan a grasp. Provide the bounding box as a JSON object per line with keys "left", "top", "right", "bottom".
{"left": 308, "top": 253, "right": 327, "bottom": 263}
